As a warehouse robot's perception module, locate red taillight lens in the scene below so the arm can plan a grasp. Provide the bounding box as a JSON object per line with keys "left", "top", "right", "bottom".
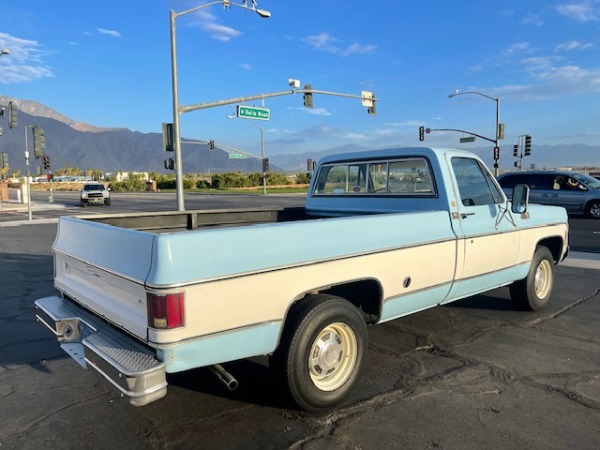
{"left": 146, "top": 292, "right": 185, "bottom": 329}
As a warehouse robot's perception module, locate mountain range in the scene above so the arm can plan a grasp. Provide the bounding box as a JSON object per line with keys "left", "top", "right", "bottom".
{"left": 1, "top": 96, "right": 599, "bottom": 175}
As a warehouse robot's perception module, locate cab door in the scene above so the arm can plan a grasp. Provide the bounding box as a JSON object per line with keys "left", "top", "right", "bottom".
{"left": 444, "top": 155, "right": 521, "bottom": 301}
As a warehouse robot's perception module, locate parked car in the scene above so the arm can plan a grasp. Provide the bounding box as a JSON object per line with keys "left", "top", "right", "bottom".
{"left": 497, "top": 170, "right": 600, "bottom": 218}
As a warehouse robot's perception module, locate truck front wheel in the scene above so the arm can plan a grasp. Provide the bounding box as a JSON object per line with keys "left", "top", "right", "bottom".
{"left": 509, "top": 246, "right": 554, "bottom": 311}
{"left": 272, "top": 294, "right": 368, "bottom": 412}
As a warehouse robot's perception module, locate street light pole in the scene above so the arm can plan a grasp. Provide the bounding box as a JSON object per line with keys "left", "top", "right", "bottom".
{"left": 449, "top": 90, "right": 501, "bottom": 176}
{"left": 169, "top": 1, "right": 271, "bottom": 211}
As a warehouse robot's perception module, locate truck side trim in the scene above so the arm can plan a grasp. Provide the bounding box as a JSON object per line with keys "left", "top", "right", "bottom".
{"left": 379, "top": 261, "right": 530, "bottom": 322}
{"left": 155, "top": 321, "right": 281, "bottom": 373}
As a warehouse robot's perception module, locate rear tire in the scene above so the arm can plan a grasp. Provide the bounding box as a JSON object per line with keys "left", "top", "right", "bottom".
{"left": 509, "top": 246, "right": 554, "bottom": 311}
{"left": 586, "top": 200, "right": 600, "bottom": 219}
{"left": 271, "top": 294, "right": 368, "bottom": 412}
{"left": 80, "top": 201, "right": 86, "bottom": 207}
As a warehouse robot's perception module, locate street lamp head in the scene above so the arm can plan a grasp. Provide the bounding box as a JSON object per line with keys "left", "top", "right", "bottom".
{"left": 0, "top": 49, "right": 9, "bottom": 56}
{"left": 255, "top": 8, "right": 271, "bottom": 18}
{"left": 448, "top": 90, "right": 460, "bottom": 98}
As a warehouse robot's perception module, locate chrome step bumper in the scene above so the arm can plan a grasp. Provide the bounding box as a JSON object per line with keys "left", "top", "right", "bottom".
{"left": 35, "top": 295, "right": 167, "bottom": 406}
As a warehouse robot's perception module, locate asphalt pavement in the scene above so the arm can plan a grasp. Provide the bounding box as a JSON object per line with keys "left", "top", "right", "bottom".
{"left": 1, "top": 197, "right": 599, "bottom": 449}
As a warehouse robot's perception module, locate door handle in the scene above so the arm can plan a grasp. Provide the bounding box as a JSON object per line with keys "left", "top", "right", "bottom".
{"left": 460, "top": 212, "right": 475, "bottom": 219}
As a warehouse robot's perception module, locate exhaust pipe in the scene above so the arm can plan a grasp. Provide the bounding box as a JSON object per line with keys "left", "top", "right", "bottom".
{"left": 210, "top": 364, "right": 238, "bottom": 391}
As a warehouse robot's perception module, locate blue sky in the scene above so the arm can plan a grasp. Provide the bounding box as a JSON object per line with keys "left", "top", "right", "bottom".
{"left": 1, "top": 0, "right": 599, "bottom": 166}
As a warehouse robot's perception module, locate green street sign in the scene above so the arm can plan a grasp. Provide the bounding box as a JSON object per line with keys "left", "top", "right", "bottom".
{"left": 237, "top": 105, "right": 270, "bottom": 121}
{"left": 228, "top": 153, "right": 246, "bottom": 159}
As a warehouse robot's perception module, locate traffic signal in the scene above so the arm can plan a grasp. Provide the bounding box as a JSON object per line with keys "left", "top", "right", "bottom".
{"left": 8, "top": 101, "right": 17, "bottom": 129}
{"left": 524, "top": 135, "right": 532, "bottom": 156}
{"left": 162, "top": 123, "right": 174, "bottom": 151}
{"left": 42, "top": 155, "right": 50, "bottom": 170}
{"left": 33, "top": 126, "right": 46, "bottom": 158}
{"left": 0, "top": 151, "right": 7, "bottom": 168}
{"left": 513, "top": 144, "right": 519, "bottom": 157}
{"left": 303, "top": 84, "right": 313, "bottom": 108}
{"left": 493, "top": 147, "right": 500, "bottom": 161}
{"left": 209, "top": 139, "right": 215, "bottom": 150}
{"left": 307, "top": 159, "right": 312, "bottom": 172}
{"left": 419, "top": 126, "right": 425, "bottom": 141}
{"left": 262, "top": 157, "right": 270, "bottom": 172}
{"left": 368, "top": 94, "right": 376, "bottom": 115}
{"left": 164, "top": 157, "right": 175, "bottom": 170}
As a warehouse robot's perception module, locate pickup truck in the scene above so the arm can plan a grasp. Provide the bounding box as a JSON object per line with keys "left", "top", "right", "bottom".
{"left": 35, "top": 147, "right": 569, "bottom": 412}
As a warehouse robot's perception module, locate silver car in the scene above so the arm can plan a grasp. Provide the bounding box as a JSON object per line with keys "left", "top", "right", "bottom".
{"left": 497, "top": 171, "right": 600, "bottom": 218}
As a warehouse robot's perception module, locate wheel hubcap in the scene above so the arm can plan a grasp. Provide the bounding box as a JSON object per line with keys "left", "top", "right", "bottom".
{"left": 590, "top": 203, "right": 600, "bottom": 218}
{"left": 309, "top": 322, "right": 357, "bottom": 392}
{"left": 534, "top": 259, "right": 552, "bottom": 298}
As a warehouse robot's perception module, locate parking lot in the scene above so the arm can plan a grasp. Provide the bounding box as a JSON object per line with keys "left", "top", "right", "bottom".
{"left": 1, "top": 213, "right": 599, "bottom": 449}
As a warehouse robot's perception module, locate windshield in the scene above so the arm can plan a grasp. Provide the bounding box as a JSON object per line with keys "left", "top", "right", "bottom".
{"left": 572, "top": 173, "right": 600, "bottom": 189}
{"left": 84, "top": 184, "right": 104, "bottom": 191}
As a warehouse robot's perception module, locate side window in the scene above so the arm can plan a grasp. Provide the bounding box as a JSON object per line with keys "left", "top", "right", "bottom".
{"left": 498, "top": 175, "right": 517, "bottom": 189}
{"left": 451, "top": 157, "right": 499, "bottom": 206}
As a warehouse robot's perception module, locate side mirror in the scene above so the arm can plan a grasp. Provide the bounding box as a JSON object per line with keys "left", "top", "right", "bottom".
{"left": 511, "top": 184, "right": 530, "bottom": 214}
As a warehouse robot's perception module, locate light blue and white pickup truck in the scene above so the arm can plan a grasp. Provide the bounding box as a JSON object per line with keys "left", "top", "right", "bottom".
{"left": 35, "top": 147, "right": 569, "bottom": 412}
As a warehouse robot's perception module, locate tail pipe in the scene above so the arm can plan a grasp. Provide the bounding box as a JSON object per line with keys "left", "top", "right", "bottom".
{"left": 210, "top": 364, "right": 238, "bottom": 391}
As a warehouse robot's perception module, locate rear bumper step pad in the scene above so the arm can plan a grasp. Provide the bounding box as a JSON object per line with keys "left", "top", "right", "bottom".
{"left": 35, "top": 295, "right": 167, "bottom": 406}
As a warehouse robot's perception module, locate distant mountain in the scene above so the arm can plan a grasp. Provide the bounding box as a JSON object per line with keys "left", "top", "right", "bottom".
{"left": 1, "top": 97, "right": 599, "bottom": 175}
{"left": 0, "top": 97, "right": 277, "bottom": 175}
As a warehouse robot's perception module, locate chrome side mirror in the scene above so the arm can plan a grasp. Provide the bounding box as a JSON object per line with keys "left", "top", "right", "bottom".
{"left": 511, "top": 184, "right": 530, "bottom": 214}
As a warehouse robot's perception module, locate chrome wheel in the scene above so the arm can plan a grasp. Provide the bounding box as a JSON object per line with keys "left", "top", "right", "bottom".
{"left": 534, "top": 259, "right": 552, "bottom": 299}
{"left": 588, "top": 201, "right": 600, "bottom": 219}
{"left": 308, "top": 322, "right": 358, "bottom": 392}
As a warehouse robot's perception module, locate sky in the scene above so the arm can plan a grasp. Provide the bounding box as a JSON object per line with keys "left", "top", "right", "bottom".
{"left": 1, "top": 0, "right": 599, "bottom": 167}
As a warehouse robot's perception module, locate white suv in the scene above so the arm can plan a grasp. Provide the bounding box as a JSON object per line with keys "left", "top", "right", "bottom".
{"left": 80, "top": 182, "right": 111, "bottom": 207}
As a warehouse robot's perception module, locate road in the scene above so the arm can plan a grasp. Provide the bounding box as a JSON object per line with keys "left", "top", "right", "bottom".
{"left": 1, "top": 192, "right": 599, "bottom": 449}
{"left": 2, "top": 190, "right": 600, "bottom": 253}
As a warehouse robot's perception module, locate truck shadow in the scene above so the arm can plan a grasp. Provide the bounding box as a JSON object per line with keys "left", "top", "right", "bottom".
{"left": 167, "top": 358, "right": 296, "bottom": 410}
{"left": 0, "top": 251, "right": 67, "bottom": 371}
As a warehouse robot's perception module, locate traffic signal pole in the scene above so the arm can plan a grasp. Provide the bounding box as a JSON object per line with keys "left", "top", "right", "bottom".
{"left": 24, "top": 127, "right": 32, "bottom": 221}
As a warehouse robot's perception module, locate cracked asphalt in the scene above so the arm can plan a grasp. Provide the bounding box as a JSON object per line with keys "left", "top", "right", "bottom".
{"left": 1, "top": 223, "right": 599, "bottom": 450}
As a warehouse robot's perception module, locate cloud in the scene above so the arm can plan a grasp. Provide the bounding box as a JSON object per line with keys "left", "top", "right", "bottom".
{"left": 555, "top": 39, "right": 594, "bottom": 51}
{"left": 556, "top": 2, "right": 599, "bottom": 21}
{"left": 339, "top": 43, "right": 377, "bottom": 57}
{"left": 203, "top": 23, "right": 241, "bottom": 42}
{"left": 188, "top": 9, "right": 242, "bottom": 42}
{"left": 303, "top": 32, "right": 339, "bottom": 53}
{"left": 304, "top": 107, "right": 331, "bottom": 117}
{"left": 96, "top": 28, "right": 122, "bottom": 38}
{"left": 0, "top": 32, "right": 53, "bottom": 83}
{"left": 239, "top": 63, "right": 251, "bottom": 70}
{"left": 521, "top": 14, "right": 544, "bottom": 26}
{"left": 473, "top": 59, "right": 600, "bottom": 102}
{"left": 303, "top": 32, "right": 376, "bottom": 57}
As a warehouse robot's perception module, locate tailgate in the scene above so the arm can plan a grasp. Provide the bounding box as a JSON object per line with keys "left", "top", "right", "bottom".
{"left": 53, "top": 216, "right": 157, "bottom": 341}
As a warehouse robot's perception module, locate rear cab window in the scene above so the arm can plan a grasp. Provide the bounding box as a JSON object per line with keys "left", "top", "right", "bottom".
{"left": 313, "top": 157, "right": 436, "bottom": 196}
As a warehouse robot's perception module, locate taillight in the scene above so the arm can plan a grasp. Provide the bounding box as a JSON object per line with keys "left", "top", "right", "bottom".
{"left": 146, "top": 292, "right": 185, "bottom": 329}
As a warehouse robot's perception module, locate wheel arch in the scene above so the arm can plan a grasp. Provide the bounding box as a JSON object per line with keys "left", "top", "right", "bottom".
{"left": 277, "top": 278, "right": 382, "bottom": 343}
{"left": 536, "top": 235, "right": 565, "bottom": 263}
